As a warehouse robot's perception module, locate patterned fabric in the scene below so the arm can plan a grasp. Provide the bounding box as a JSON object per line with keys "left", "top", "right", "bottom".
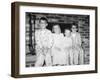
{"left": 35, "top": 29, "right": 53, "bottom": 66}
{"left": 35, "top": 29, "right": 53, "bottom": 49}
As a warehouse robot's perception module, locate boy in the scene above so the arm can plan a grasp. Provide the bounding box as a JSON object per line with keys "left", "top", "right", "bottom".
{"left": 35, "top": 17, "right": 53, "bottom": 67}
{"left": 71, "top": 24, "right": 84, "bottom": 65}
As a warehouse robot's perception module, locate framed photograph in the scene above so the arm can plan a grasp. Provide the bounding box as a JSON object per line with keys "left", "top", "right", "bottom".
{"left": 11, "top": 2, "right": 98, "bottom": 78}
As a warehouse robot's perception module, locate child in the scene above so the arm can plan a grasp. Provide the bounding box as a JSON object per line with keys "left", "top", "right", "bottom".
{"left": 71, "top": 24, "right": 84, "bottom": 65}
{"left": 35, "top": 17, "right": 53, "bottom": 67}
{"left": 63, "top": 29, "right": 73, "bottom": 65}
{"left": 51, "top": 24, "right": 66, "bottom": 66}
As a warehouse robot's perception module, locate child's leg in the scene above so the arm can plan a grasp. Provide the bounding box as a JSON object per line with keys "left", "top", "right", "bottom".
{"left": 73, "top": 50, "right": 79, "bottom": 65}
{"left": 35, "top": 54, "right": 45, "bottom": 67}
{"left": 45, "top": 52, "right": 52, "bottom": 66}
{"left": 35, "top": 47, "right": 45, "bottom": 67}
{"left": 79, "top": 48, "right": 84, "bottom": 64}
{"left": 66, "top": 51, "right": 69, "bottom": 65}
{"left": 69, "top": 50, "right": 73, "bottom": 65}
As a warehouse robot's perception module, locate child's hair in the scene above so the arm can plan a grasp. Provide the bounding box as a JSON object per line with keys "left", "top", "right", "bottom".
{"left": 39, "top": 17, "right": 48, "bottom": 23}
{"left": 64, "top": 28, "right": 71, "bottom": 37}
{"left": 64, "top": 28, "right": 71, "bottom": 32}
{"left": 71, "top": 23, "right": 78, "bottom": 32}
{"left": 52, "top": 24, "right": 61, "bottom": 33}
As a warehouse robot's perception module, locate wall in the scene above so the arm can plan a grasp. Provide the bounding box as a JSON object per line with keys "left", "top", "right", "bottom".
{"left": 0, "top": 0, "right": 100, "bottom": 80}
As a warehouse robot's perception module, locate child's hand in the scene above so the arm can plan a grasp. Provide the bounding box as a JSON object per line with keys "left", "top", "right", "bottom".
{"left": 42, "top": 47, "right": 49, "bottom": 55}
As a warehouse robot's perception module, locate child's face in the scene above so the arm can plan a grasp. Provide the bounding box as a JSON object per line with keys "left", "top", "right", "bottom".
{"left": 40, "top": 20, "right": 48, "bottom": 29}
{"left": 53, "top": 25, "right": 61, "bottom": 34}
{"left": 65, "top": 29, "right": 71, "bottom": 37}
{"left": 71, "top": 25, "right": 77, "bottom": 32}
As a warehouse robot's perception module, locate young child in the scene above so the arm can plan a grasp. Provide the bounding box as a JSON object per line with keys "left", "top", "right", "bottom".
{"left": 71, "top": 24, "right": 84, "bottom": 65}
{"left": 63, "top": 29, "right": 73, "bottom": 65}
{"left": 51, "top": 24, "right": 66, "bottom": 66}
{"left": 35, "top": 17, "right": 53, "bottom": 67}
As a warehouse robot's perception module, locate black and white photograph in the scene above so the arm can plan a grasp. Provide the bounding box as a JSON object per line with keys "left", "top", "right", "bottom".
{"left": 25, "top": 13, "right": 90, "bottom": 67}
{"left": 11, "top": 2, "right": 97, "bottom": 78}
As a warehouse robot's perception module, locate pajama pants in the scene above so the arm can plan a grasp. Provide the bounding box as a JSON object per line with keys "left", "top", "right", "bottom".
{"left": 79, "top": 47, "right": 84, "bottom": 64}
{"left": 35, "top": 47, "right": 52, "bottom": 67}
{"left": 65, "top": 48, "right": 73, "bottom": 65}
{"left": 73, "top": 47, "right": 84, "bottom": 65}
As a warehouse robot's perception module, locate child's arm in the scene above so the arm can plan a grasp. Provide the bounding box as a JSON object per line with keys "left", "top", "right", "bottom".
{"left": 77, "top": 33, "right": 82, "bottom": 46}
{"left": 35, "top": 31, "right": 42, "bottom": 48}
{"left": 48, "top": 31, "right": 54, "bottom": 49}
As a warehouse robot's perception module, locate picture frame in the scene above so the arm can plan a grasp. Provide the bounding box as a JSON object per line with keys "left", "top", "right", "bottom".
{"left": 11, "top": 2, "right": 98, "bottom": 78}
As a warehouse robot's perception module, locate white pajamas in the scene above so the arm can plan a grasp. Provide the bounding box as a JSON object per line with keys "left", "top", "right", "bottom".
{"left": 35, "top": 29, "right": 53, "bottom": 67}
{"left": 71, "top": 32, "right": 84, "bottom": 65}
{"left": 62, "top": 36, "right": 73, "bottom": 65}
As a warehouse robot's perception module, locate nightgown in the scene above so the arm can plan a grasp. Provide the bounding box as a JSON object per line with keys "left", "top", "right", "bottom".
{"left": 51, "top": 33, "right": 66, "bottom": 65}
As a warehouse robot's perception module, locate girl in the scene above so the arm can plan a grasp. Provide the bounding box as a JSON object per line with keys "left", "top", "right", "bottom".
{"left": 63, "top": 29, "right": 73, "bottom": 65}
{"left": 51, "top": 24, "right": 66, "bottom": 66}
{"left": 71, "top": 24, "right": 84, "bottom": 65}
